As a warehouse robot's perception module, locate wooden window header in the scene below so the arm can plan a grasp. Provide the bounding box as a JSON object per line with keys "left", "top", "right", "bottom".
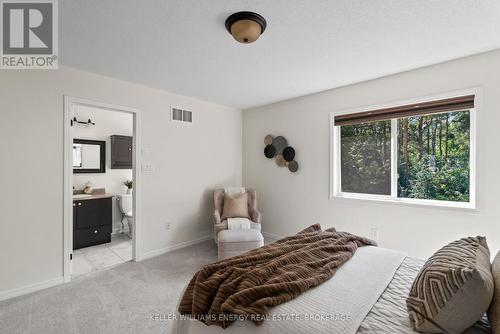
{"left": 334, "top": 95, "right": 475, "bottom": 126}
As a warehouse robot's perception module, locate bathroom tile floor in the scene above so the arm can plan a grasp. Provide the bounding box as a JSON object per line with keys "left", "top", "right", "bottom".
{"left": 72, "top": 233, "right": 132, "bottom": 277}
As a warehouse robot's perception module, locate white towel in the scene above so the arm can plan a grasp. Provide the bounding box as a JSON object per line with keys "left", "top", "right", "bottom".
{"left": 227, "top": 218, "right": 251, "bottom": 230}
{"left": 224, "top": 187, "right": 246, "bottom": 198}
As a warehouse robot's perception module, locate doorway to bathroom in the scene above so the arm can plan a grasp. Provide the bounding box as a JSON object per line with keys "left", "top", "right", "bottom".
{"left": 63, "top": 97, "right": 141, "bottom": 281}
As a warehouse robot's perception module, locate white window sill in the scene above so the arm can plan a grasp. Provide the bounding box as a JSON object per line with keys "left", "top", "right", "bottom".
{"left": 331, "top": 192, "right": 477, "bottom": 212}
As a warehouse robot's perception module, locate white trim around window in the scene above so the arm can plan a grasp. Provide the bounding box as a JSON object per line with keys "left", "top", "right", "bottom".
{"left": 330, "top": 88, "right": 480, "bottom": 210}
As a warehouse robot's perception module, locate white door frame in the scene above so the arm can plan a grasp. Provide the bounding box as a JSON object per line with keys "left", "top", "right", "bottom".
{"left": 63, "top": 96, "right": 142, "bottom": 282}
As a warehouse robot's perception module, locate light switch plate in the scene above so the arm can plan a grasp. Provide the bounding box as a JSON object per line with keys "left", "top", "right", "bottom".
{"left": 142, "top": 164, "right": 154, "bottom": 172}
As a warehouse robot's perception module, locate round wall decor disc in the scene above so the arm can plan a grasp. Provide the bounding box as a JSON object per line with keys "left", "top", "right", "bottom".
{"left": 275, "top": 154, "right": 286, "bottom": 167}
{"left": 272, "top": 136, "right": 287, "bottom": 154}
{"left": 288, "top": 160, "right": 299, "bottom": 172}
{"left": 283, "top": 146, "right": 295, "bottom": 162}
{"left": 264, "top": 145, "right": 276, "bottom": 158}
{"left": 264, "top": 135, "right": 273, "bottom": 145}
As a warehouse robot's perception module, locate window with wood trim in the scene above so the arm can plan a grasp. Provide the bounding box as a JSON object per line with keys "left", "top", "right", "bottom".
{"left": 332, "top": 95, "right": 475, "bottom": 207}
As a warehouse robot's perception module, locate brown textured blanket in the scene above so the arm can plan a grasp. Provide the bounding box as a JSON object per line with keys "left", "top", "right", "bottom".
{"left": 178, "top": 224, "right": 376, "bottom": 328}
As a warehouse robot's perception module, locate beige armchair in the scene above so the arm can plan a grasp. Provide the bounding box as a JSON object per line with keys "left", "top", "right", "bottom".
{"left": 213, "top": 188, "right": 262, "bottom": 242}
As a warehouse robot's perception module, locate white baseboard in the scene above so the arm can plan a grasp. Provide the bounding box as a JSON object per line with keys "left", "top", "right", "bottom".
{"left": 136, "top": 234, "right": 213, "bottom": 261}
{"left": 0, "top": 276, "right": 64, "bottom": 302}
{"left": 262, "top": 231, "right": 284, "bottom": 241}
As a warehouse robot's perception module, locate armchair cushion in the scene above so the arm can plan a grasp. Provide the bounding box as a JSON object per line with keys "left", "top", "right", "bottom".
{"left": 221, "top": 193, "right": 250, "bottom": 220}
{"left": 214, "top": 220, "right": 261, "bottom": 243}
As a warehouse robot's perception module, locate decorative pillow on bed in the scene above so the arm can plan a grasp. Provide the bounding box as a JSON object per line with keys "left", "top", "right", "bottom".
{"left": 489, "top": 251, "right": 500, "bottom": 334}
{"left": 221, "top": 192, "right": 250, "bottom": 220}
{"left": 406, "top": 236, "right": 494, "bottom": 334}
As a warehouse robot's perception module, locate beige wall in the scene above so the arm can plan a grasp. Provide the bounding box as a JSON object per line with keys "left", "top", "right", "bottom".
{"left": 0, "top": 67, "right": 242, "bottom": 296}
{"left": 243, "top": 49, "right": 500, "bottom": 259}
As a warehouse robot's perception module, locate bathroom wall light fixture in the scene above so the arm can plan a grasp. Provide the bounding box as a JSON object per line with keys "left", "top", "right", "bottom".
{"left": 71, "top": 117, "right": 95, "bottom": 126}
{"left": 225, "top": 11, "right": 267, "bottom": 44}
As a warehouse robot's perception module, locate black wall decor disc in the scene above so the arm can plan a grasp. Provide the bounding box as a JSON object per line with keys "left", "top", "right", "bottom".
{"left": 283, "top": 146, "right": 295, "bottom": 162}
{"left": 288, "top": 160, "right": 299, "bottom": 173}
{"left": 272, "top": 136, "right": 288, "bottom": 154}
{"left": 264, "top": 145, "right": 276, "bottom": 159}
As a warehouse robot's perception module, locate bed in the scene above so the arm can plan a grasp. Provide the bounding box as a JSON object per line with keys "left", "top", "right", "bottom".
{"left": 174, "top": 241, "right": 491, "bottom": 334}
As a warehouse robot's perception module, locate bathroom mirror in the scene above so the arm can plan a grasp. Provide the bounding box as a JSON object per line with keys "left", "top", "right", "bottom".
{"left": 73, "top": 139, "right": 106, "bottom": 174}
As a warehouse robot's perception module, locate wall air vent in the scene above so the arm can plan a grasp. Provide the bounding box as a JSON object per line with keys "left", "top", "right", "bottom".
{"left": 171, "top": 107, "right": 193, "bottom": 123}
{"left": 183, "top": 110, "right": 193, "bottom": 123}
{"left": 172, "top": 108, "right": 183, "bottom": 121}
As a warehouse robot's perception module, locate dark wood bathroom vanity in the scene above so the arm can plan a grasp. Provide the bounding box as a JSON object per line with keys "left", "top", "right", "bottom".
{"left": 73, "top": 195, "right": 113, "bottom": 250}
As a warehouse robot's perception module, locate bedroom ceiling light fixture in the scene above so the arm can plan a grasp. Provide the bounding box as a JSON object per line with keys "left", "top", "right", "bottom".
{"left": 225, "top": 11, "right": 267, "bottom": 44}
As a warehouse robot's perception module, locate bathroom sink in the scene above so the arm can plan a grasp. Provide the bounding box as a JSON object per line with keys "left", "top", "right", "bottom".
{"left": 73, "top": 194, "right": 92, "bottom": 199}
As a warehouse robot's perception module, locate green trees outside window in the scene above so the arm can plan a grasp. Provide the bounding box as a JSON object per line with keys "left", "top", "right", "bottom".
{"left": 397, "top": 110, "right": 470, "bottom": 202}
{"left": 339, "top": 110, "right": 470, "bottom": 203}
{"left": 341, "top": 120, "right": 391, "bottom": 195}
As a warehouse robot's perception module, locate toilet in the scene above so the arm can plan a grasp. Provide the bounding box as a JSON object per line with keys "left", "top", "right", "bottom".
{"left": 116, "top": 194, "right": 134, "bottom": 238}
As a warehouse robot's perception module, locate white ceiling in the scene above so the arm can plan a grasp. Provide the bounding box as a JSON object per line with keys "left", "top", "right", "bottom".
{"left": 60, "top": 1, "right": 500, "bottom": 109}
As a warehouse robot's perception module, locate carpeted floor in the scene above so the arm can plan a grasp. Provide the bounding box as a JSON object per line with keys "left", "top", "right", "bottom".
{"left": 0, "top": 240, "right": 218, "bottom": 334}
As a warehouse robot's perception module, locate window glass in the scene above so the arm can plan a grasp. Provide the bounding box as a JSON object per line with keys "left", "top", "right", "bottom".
{"left": 340, "top": 120, "right": 391, "bottom": 195}
{"left": 397, "top": 110, "right": 470, "bottom": 202}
